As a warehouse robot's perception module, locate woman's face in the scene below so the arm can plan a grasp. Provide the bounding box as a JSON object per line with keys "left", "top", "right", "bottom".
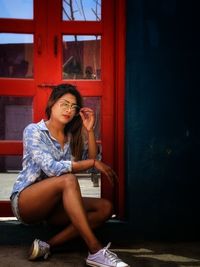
{"left": 51, "top": 93, "right": 80, "bottom": 124}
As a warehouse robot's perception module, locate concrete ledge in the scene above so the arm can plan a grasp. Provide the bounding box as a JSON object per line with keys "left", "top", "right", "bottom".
{"left": 0, "top": 220, "right": 52, "bottom": 245}
{"left": 0, "top": 219, "right": 131, "bottom": 246}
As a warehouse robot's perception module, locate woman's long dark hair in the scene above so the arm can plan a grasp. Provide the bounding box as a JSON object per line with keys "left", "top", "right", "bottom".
{"left": 45, "top": 83, "right": 84, "bottom": 160}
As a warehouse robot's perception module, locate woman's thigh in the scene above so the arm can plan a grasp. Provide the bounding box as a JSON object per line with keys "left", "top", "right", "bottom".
{"left": 46, "top": 197, "right": 113, "bottom": 226}
{"left": 18, "top": 174, "right": 75, "bottom": 224}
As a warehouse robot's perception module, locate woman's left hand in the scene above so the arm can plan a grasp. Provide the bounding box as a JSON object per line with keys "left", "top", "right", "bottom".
{"left": 79, "top": 107, "right": 95, "bottom": 132}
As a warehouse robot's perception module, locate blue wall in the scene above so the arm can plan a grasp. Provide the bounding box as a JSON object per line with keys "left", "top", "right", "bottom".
{"left": 125, "top": 0, "right": 200, "bottom": 240}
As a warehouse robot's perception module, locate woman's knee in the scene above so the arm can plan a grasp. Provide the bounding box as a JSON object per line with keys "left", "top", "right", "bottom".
{"left": 98, "top": 198, "right": 113, "bottom": 220}
{"left": 59, "top": 173, "right": 79, "bottom": 191}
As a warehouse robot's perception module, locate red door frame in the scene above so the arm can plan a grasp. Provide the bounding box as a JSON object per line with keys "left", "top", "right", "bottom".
{"left": 114, "top": 0, "right": 126, "bottom": 217}
{"left": 0, "top": 0, "right": 126, "bottom": 218}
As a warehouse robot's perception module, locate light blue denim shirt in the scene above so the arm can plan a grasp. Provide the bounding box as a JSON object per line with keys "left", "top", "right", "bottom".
{"left": 10, "top": 119, "right": 89, "bottom": 197}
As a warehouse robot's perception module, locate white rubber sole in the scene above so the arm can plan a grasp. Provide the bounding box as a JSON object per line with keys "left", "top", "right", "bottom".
{"left": 29, "top": 240, "right": 39, "bottom": 260}
{"left": 86, "top": 259, "right": 130, "bottom": 267}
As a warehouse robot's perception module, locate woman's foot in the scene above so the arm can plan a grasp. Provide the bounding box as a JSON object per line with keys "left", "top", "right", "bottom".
{"left": 86, "top": 242, "right": 130, "bottom": 267}
{"left": 28, "top": 239, "right": 50, "bottom": 260}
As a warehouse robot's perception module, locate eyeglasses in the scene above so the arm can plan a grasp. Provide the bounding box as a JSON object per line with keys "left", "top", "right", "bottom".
{"left": 58, "top": 100, "right": 80, "bottom": 113}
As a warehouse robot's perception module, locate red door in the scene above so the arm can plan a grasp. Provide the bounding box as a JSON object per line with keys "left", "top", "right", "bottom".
{"left": 0, "top": 0, "right": 125, "bottom": 218}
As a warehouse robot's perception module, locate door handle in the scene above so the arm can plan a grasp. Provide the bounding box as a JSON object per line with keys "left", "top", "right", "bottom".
{"left": 38, "top": 83, "right": 56, "bottom": 89}
{"left": 54, "top": 35, "right": 58, "bottom": 56}
{"left": 37, "top": 34, "right": 42, "bottom": 55}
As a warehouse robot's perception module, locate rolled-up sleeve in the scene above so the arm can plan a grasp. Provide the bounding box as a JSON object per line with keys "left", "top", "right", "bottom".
{"left": 24, "top": 125, "right": 72, "bottom": 177}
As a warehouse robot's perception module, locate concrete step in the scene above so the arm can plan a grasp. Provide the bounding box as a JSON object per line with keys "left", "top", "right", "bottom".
{"left": 0, "top": 219, "right": 130, "bottom": 246}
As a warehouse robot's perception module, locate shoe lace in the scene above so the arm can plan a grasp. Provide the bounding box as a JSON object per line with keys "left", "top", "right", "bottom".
{"left": 38, "top": 240, "right": 50, "bottom": 257}
{"left": 102, "top": 242, "right": 121, "bottom": 264}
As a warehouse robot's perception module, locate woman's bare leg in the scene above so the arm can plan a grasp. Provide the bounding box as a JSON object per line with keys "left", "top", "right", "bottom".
{"left": 18, "top": 174, "right": 113, "bottom": 253}
{"left": 46, "top": 197, "right": 113, "bottom": 247}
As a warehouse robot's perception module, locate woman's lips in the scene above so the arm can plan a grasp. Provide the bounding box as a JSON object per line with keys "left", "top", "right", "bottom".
{"left": 62, "top": 114, "right": 71, "bottom": 120}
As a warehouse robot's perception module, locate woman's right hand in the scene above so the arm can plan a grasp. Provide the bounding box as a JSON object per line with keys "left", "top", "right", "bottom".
{"left": 94, "top": 160, "right": 118, "bottom": 186}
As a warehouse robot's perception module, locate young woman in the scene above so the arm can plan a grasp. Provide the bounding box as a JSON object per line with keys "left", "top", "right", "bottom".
{"left": 10, "top": 84, "right": 129, "bottom": 267}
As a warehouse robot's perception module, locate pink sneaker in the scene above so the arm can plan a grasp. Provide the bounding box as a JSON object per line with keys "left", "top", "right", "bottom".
{"left": 86, "top": 242, "right": 130, "bottom": 267}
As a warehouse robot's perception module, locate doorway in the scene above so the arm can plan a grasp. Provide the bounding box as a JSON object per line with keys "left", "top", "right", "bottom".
{"left": 0, "top": 0, "right": 125, "bottom": 218}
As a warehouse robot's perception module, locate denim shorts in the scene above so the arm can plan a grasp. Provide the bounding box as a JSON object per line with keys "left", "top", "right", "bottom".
{"left": 10, "top": 192, "right": 27, "bottom": 225}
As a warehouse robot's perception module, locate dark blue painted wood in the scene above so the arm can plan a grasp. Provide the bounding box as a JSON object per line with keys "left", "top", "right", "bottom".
{"left": 125, "top": 0, "right": 200, "bottom": 239}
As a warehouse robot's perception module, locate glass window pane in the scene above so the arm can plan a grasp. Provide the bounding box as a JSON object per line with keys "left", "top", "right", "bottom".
{"left": 78, "top": 174, "right": 101, "bottom": 198}
{"left": 82, "top": 96, "right": 101, "bottom": 196}
{"left": 0, "top": 33, "right": 33, "bottom": 78}
{"left": 63, "top": 0, "right": 101, "bottom": 21}
{"left": 0, "top": 97, "right": 33, "bottom": 140}
{"left": 0, "top": 166, "right": 20, "bottom": 200}
{"left": 63, "top": 35, "right": 101, "bottom": 80}
{"left": 0, "top": 0, "right": 33, "bottom": 19}
{"left": 0, "top": 167, "right": 101, "bottom": 200}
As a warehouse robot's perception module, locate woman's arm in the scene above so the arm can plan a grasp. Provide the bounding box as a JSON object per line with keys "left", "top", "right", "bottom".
{"left": 72, "top": 159, "right": 117, "bottom": 186}
{"left": 80, "top": 107, "right": 97, "bottom": 159}
{"left": 72, "top": 158, "right": 95, "bottom": 172}
{"left": 87, "top": 128, "right": 98, "bottom": 159}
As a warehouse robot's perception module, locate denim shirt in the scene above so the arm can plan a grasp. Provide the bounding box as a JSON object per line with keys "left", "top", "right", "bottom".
{"left": 10, "top": 119, "right": 88, "bottom": 197}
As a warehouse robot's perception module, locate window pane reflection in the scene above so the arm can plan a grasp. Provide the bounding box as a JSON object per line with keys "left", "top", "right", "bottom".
{"left": 0, "top": 97, "right": 33, "bottom": 140}
{"left": 63, "top": 35, "right": 101, "bottom": 80}
{"left": 63, "top": 0, "right": 101, "bottom": 21}
{"left": 0, "top": 33, "right": 33, "bottom": 78}
{"left": 0, "top": 0, "right": 33, "bottom": 19}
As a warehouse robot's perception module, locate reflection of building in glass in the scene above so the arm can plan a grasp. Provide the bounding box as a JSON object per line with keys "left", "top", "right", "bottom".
{"left": 0, "top": 43, "right": 33, "bottom": 78}
{"left": 85, "top": 66, "right": 94, "bottom": 79}
{"left": 63, "top": 38, "right": 101, "bottom": 80}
